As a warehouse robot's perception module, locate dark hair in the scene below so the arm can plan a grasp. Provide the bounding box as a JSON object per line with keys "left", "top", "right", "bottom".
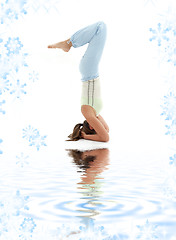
{"left": 67, "top": 120, "right": 96, "bottom": 141}
{"left": 66, "top": 149, "right": 96, "bottom": 170}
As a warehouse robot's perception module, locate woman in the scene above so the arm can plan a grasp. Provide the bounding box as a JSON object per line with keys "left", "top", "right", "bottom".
{"left": 48, "top": 21, "right": 109, "bottom": 142}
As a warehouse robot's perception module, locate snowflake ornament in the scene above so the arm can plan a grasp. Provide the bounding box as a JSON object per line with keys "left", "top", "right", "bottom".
{"left": 23, "top": 126, "right": 47, "bottom": 151}
{"left": 20, "top": 218, "right": 36, "bottom": 233}
{"left": 23, "top": 125, "right": 39, "bottom": 142}
{"left": 1, "top": 37, "right": 28, "bottom": 72}
{"left": 5, "top": 0, "right": 27, "bottom": 20}
{"left": 29, "top": 133, "right": 47, "bottom": 151}
{"left": 19, "top": 217, "right": 36, "bottom": 240}
{"left": 136, "top": 220, "right": 159, "bottom": 239}
{"left": 29, "top": 71, "right": 39, "bottom": 82}
{"left": 9, "top": 51, "right": 28, "bottom": 72}
{"left": 4, "top": 37, "right": 23, "bottom": 56}
{"left": 12, "top": 190, "right": 30, "bottom": 216}
{"left": 16, "top": 153, "right": 29, "bottom": 167}
{"left": 149, "top": 23, "right": 171, "bottom": 46}
{"left": 0, "top": 190, "right": 29, "bottom": 217}
{"left": 9, "top": 79, "right": 27, "bottom": 99}
{"left": 0, "top": 0, "right": 27, "bottom": 25}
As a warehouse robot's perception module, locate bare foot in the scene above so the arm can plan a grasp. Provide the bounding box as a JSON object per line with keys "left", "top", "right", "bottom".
{"left": 48, "top": 39, "right": 72, "bottom": 52}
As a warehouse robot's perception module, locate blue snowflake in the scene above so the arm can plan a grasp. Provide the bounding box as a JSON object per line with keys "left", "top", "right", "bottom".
{"left": 20, "top": 218, "right": 36, "bottom": 232}
{"left": 165, "top": 120, "right": 176, "bottom": 138}
{"left": 19, "top": 218, "right": 36, "bottom": 239}
{"left": 29, "top": 133, "right": 47, "bottom": 151}
{"left": 0, "top": 73, "right": 10, "bottom": 95}
{"left": 10, "top": 79, "right": 27, "bottom": 99}
{"left": 23, "top": 126, "right": 47, "bottom": 151}
{"left": 9, "top": 51, "right": 28, "bottom": 72}
{"left": 16, "top": 153, "right": 29, "bottom": 167}
{"left": 136, "top": 220, "right": 158, "bottom": 239}
{"left": 78, "top": 219, "right": 108, "bottom": 240}
{"left": 12, "top": 190, "right": 30, "bottom": 216}
{"left": 0, "top": 0, "right": 27, "bottom": 24}
{"left": 29, "top": 71, "right": 39, "bottom": 82}
{"left": 23, "top": 125, "right": 39, "bottom": 142}
{"left": 6, "top": 0, "right": 27, "bottom": 20}
{"left": 161, "top": 92, "right": 176, "bottom": 121}
{"left": 0, "top": 139, "right": 3, "bottom": 154}
{"left": 170, "top": 154, "right": 176, "bottom": 166}
{"left": 0, "top": 190, "right": 29, "bottom": 217}
{"left": 149, "top": 23, "right": 171, "bottom": 46}
{"left": 0, "top": 98, "right": 5, "bottom": 114}
{"left": 4, "top": 37, "right": 23, "bottom": 56}
{"left": 1, "top": 37, "right": 28, "bottom": 72}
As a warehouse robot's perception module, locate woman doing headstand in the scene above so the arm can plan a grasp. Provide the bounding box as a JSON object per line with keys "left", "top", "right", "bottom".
{"left": 48, "top": 21, "right": 109, "bottom": 142}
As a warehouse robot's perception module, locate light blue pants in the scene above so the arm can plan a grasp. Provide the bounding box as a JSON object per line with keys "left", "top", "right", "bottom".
{"left": 70, "top": 21, "right": 107, "bottom": 81}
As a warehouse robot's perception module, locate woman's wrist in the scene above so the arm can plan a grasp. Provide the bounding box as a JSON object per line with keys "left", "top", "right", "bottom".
{"left": 82, "top": 132, "right": 108, "bottom": 142}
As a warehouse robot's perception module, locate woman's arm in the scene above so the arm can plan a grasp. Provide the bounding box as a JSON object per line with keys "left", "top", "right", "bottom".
{"left": 81, "top": 105, "right": 109, "bottom": 142}
{"left": 97, "top": 114, "right": 109, "bottom": 133}
{"left": 82, "top": 131, "right": 108, "bottom": 142}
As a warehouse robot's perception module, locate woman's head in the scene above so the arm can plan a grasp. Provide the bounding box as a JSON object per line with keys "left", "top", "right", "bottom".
{"left": 67, "top": 120, "right": 96, "bottom": 141}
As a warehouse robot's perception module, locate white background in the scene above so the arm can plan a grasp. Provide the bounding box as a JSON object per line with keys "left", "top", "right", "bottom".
{"left": 1, "top": 0, "right": 173, "bottom": 154}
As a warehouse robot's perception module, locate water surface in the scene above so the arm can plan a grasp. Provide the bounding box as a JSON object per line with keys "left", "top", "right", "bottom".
{"left": 0, "top": 144, "right": 176, "bottom": 239}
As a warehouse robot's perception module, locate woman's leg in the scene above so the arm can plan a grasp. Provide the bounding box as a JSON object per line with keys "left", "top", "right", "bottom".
{"left": 70, "top": 21, "right": 107, "bottom": 81}
{"left": 48, "top": 22, "right": 107, "bottom": 81}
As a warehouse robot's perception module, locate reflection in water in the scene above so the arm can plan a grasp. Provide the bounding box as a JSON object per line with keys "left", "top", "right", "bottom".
{"left": 68, "top": 148, "right": 109, "bottom": 184}
{"left": 66, "top": 148, "right": 110, "bottom": 227}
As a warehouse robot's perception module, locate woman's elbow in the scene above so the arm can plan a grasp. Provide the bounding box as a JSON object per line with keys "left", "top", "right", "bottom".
{"left": 101, "top": 133, "right": 109, "bottom": 142}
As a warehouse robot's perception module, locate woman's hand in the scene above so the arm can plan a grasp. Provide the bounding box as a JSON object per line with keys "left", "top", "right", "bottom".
{"left": 81, "top": 131, "right": 108, "bottom": 142}
{"left": 81, "top": 131, "right": 87, "bottom": 139}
